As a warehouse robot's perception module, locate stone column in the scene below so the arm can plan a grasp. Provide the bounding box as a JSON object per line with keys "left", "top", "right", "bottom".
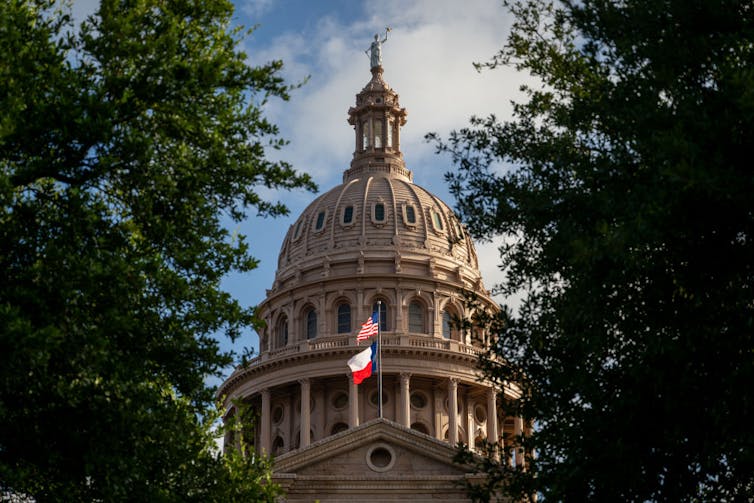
{"left": 300, "top": 378, "right": 311, "bottom": 448}
{"left": 260, "top": 388, "right": 271, "bottom": 454}
{"left": 433, "top": 385, "right": 443, "bottom": 440}
{"left": 486, "top": 387, "right": 498, "bottom": 444}
{"left": 399, "top": 372, "right": 411, "bottom": 427}
{"left": 448, "top": 378, "right": 458, "bottom": 445}
{"left": 348, "top": 375, "right": 359, "bottom": 428}
{"left": 514, "top": 416, "right": 524, "bottom": 467}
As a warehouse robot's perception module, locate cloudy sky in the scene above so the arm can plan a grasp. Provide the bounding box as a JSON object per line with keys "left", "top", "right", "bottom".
{"left": 74, "top": 0, "right": 527, "bottom": 369}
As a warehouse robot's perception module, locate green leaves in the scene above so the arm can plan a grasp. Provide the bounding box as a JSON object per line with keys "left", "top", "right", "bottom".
{"left": 0, "top": 0, "right": 313, "bottom": 500}
{"left": 434, "top": 0, "right": 754, "bottom": 501}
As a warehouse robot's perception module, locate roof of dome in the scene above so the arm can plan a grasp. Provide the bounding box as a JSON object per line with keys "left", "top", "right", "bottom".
{"left": 276, "top": 172, "right": 479, "bottom": 277}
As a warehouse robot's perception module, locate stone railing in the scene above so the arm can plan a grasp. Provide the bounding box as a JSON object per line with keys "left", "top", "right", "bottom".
{"left": 245, "top": 333, "right": 486, "bottom": 369}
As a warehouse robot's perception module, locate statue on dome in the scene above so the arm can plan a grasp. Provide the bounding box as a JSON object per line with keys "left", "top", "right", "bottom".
{"left": 366, "top": 27, "right": 391, "bottom": 69}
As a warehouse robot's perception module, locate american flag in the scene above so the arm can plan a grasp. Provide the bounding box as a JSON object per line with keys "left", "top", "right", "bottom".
{"left": 356, "top": 312, "right": 379, "bottom": 341}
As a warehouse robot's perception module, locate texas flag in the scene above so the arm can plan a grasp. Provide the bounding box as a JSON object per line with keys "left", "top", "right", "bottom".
{"left": 347, "top": 341, "right": 377, "bottom": 384}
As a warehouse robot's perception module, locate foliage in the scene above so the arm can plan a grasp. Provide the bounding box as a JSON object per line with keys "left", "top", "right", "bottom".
{"left": 431, "top": 0, "right": 754, "bottom": 501}
{"left": 0, "top": 0, "right": 314, "bottom": 500}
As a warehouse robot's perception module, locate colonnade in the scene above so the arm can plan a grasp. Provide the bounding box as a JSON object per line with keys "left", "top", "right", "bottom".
{"left": 255, "top": 374, "right": 507, "bottom": 456}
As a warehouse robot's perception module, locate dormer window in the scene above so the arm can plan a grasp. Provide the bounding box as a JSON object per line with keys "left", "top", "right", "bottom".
{"left": 293, "top": 220, "right": 303, "bottom": 240}
{"left": 314, "top": 210, "right": 326, "bottom": 232}
{"left": 402, "top": 203, "right": 417, "bottom": 226}
{"left": 342, "top": 205, "right": 354, "bottom": 225}
{"left": 372, "top": 202, "right": 386, "bottom": 224}
{"left": 431, "top": 210, "right": 444, "bottom": 232}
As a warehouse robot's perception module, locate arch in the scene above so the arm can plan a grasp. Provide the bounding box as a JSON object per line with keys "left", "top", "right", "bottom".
{"left": 276, "top": 315, "right": 289, "bottom": 348}
{"left": 331, "top": 422, "right": 349, "bottom": 435}
{"left": 336, "top": 302, "right": 351, "bottom": 334}
{"left": 440, "top": 298, "right": 464, "bottom": 342}
{"left": 408, "top": 300, "right": 425, "bottom": 334}
{"left": 410, "top": 421, "right": 430, "bottom": 436}
{"left": 272, "top": 436, "right": 285, "bottom": 456}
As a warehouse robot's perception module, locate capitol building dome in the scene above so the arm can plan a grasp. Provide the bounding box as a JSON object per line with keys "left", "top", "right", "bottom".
{"left": 220, "top": 57, "right": 525, "bottom": 502}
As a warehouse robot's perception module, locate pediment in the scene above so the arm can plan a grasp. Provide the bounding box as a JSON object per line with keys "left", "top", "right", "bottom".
{"left": 273, "top": 418, "right": 468, "bottom": 477}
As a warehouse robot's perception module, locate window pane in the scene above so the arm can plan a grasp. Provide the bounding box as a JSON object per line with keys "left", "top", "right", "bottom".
{"left": 442, "top": 311, "right": 452, "bottom": 339}
{"left": 406, "top": 205, "right": 416, "bottom": 224}
{"left": 306, "top": 310, "right": 317, "bottom": 339}
{"left": 432, "top": 211, "right": 444, "bottom": 230}
{"left": 408, "top": 301, "right": 424, "bottom": 333}
{"left": 337, "top": 304, "right": 351, "bottom": 333}
{"left": 372, "top": 302, "right": 388, "bottom": 331}
{"left": 374, "top": 203, "right": 385, "bottom": 222}
{"left": 387, "top": 118, "right": 393, "bottom": 148}
{"left": 315, "top": 211, "right": 325, "bottom": 230}
{"left": 374, "top": 119, "right": 382, "bottom": 148}
{"left": 362, "top": 121, "right": 369, "bottom": 149}
{"left": 343, "top": 206, "right": 353, "bottom": 224}
{"left": 278, "top": 317, "right": 288, "bottom": 347}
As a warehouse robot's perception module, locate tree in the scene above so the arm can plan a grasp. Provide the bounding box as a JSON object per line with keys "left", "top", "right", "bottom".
{"left": 0, "top": 0, "right": 315, "bottom": 500}
{"left": 432, "top": 0, "right": 754, "bottom": 500}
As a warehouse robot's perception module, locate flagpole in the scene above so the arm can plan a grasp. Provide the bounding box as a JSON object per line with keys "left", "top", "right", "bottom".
{"left": 377, "top": 300, "right": 383, "bottom": 419}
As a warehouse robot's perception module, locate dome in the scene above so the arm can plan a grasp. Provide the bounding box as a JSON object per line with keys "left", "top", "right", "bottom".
{"left": 274, "top": 173, "right": 481, "bottom": 292}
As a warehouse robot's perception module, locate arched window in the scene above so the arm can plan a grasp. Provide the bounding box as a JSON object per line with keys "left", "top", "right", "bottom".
{"left": 277, "top": 315, "right": 288, "bottom": 348}
{"left": 362, "top": 121, "right": 369, "bottom": 149}
{"left": 442, "top": 310, "right": 452, "bottom": 339}
{"left": 306, "top": 309, "right": 317, "bottom": 340}
{"left": 337, "top": 303, "right": 351, "bottom": 334}
{"left": 372, "top": 301, "right": 388, "bottom": 331}
{"left": 374, "top": 119, "right": 383, "bottom": 148}
{"left": 408, "top": 301, "right": 424, "bottom": 333}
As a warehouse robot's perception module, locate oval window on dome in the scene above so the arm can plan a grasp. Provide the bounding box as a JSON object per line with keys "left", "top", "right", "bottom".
{"left": 342, "top": 205, "right": 354, "bottom": 225}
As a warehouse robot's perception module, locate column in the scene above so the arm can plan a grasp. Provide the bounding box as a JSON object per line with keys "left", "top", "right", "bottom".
{"left": 399, "top": 372, "right": 411, "bottom": 427}
{"left": 433, "top": 385, "right": 443, "bottom": 440}
{"left": 486, "top": 387, "right": 498, "bottom": 444}
{"left": 448, "top": 378, "right": 458, "bottom": 445}
{"left": 260, "top": 388, "right": 271, "bottom": 454}
{"left": 300, "top": 378, "right": 311, "bottom": 448}
{"left": 514, "top": 416, "right": 524, "bottom": 467}
{"left": 348, "top": 375, "right": 359, "bottom": 427}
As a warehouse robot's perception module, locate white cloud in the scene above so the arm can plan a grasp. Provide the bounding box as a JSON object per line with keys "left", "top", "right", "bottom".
{"left": 240, "top": 0, "right": 276, "bottom": 19}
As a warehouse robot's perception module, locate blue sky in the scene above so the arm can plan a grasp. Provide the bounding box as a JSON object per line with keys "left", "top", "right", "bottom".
{"left": 73, "top": 0, "right": 529, "bottom": 376}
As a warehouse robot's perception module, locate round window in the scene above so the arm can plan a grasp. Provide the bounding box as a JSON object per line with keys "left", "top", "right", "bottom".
{"left": 366, "top": 444, "right": 396, "bottom": 472}
{"left": 410, "top": 391, "right": 427, "bottom": 409}
{"left": 331, "top": 391, "right": 348, "bottom": 410}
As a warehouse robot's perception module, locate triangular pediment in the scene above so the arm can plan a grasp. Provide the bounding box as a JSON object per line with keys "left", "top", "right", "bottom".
{"left": 273, "top": 418, "right": 468, "bottom": 477}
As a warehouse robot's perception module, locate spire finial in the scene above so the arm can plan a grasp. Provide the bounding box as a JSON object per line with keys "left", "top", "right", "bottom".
{"left": 365, "top": 27, "right": 391, "bottom": 69}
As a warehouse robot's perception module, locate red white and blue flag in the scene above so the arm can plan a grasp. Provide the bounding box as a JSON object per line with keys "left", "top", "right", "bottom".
{"left": 356, "top": 312, "right": 379, "bottom": 341}
{"left": 347, "top": 341, "right": 378, "bottom": 384}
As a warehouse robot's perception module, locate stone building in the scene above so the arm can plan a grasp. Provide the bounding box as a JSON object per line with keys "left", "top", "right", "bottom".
{"left": 218, "top": 54, "right": 524, "bottom": 503}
